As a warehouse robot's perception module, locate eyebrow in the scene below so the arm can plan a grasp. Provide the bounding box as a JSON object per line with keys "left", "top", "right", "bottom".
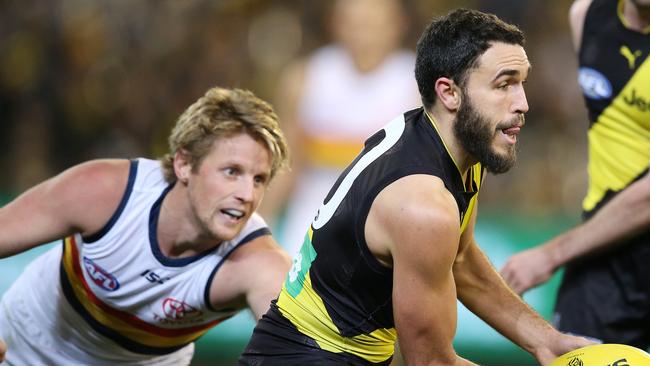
{"left": 493, "top": 65, "right": 532, "bottom": 82}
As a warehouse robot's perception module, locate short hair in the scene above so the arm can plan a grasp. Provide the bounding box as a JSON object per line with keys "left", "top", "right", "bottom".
{"left": 415, "top": 8, "right": 525, "bottom": 109}
{"left": 160, "top": 87, "right": 289, "bottom": 183}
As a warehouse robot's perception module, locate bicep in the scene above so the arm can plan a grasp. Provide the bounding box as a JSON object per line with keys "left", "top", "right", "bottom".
{"left": 0, "top": 159, "right": 129, "bottom": 257}
{"left": 369, "top": 175, "right": 462, "bottom": 363}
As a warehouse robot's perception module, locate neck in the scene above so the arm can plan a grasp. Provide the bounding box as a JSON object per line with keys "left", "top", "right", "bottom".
{"left": 425, "top": 107, "right": 475, "bottom": 179}
{"left": 624, "top": 0, "right": 650, "bottom": 31}
{"left": 157, "top": 184, "right": 221, "bottom": 258}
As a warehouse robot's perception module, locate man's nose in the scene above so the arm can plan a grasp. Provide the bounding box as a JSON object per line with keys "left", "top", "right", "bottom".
{"left": 513, "top": 87, "right": 529, "bottom": 115}
{"left": 235, "top": 178, "right": 255, "bottom": 202}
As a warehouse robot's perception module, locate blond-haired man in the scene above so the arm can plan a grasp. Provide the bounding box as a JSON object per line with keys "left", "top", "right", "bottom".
{"left": 0, "top": 87, "right": 290, "bottom": 365}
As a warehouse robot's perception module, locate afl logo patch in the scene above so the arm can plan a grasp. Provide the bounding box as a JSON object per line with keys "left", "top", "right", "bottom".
{"left": 83, "top": 256, "right": 120, "bottom": 291}
{"left": 578, "top": 67, "right": 612, "bottom": 100}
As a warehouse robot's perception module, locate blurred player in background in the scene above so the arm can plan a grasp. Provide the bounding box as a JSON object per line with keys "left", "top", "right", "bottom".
{"left": 0, "top": 87, "right": 290, "bottom": 365}
{"left": 240, "top": 9, "right": 593, "bottom": 365}
{"left": 260, "top": 0, "right": 420, "bottom": 256}
{"left": 502, "top": 0, "right": 650, "bottom": 348}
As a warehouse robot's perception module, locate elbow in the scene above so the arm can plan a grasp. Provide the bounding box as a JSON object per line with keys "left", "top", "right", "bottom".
{"left": 403, "top": 353, "right": 458, "bottom": 366}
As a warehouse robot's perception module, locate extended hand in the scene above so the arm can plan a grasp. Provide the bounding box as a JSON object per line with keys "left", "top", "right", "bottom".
{"left": 536, "top": 332, "right": 598, "bottom": 365}
{"left": 500, "top": 246, "right": 555, "bottom": 295}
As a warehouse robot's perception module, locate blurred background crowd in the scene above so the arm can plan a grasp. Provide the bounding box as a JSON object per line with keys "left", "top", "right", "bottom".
{"left": 0, "top": 0, "right": 587, "bottom": 214}
{"left": 0, "top": 0, "right": 591, "bottom": 364}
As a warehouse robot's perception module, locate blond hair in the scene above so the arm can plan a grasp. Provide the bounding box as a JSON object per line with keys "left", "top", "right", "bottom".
{"left": 161, "top": 87, "right": 289, "bottom": 183}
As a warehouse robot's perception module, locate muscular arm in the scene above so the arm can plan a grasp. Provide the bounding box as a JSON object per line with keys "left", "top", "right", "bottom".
{"left": 500, "top": 0, "right": 650, "bottom": 295}
{"left": 0, "top": 159, "right": 130, "bottom": 258}
{"left": 366, "top": 175, "right": 477, "bottom": 366}
{"left": 209, "top": 234, "right": 291, "bottom": 320}
{"left": 502, "top": 171, "right": 650, "bottom": 294}
{"left": 455, "top": 204, "right": 594, "bottom": 364}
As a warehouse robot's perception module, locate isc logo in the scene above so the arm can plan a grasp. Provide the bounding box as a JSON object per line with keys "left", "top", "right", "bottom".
{"left": 83, "top": 257, "right": 120, "bottom": 291}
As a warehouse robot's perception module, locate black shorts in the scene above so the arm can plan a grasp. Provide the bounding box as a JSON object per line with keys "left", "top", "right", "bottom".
{"left": 239, "top": 306, "right": 393, "bottom": 366}
{"left": 553, "top": 231, "right": 650, "bottom": 348}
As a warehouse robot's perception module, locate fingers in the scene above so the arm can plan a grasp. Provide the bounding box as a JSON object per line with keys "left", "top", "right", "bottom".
{"left": 500, "top": 260, "right": 530, "bottom": 296}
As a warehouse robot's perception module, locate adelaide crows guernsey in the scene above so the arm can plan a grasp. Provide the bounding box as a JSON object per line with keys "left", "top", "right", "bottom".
{"left": 0, "top": 158, "right": 270, "bottom": 365}
{"left": 249, "top": 108, "right": 482, "bottom": 364}
{"left": 578, "top": 0, "right": 650, "bottom": 215}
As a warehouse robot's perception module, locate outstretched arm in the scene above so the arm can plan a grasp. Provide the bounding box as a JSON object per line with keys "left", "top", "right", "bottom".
{"left": 366, "top": 175, "right": 478, "bottom": 365}
{"left": 244, "top": 236, "right": 292, "bottom": 319}
{"left": 0, "top": 159, "right": 130, "bottom": 258}
{"left": 501, "top": 169, "right": 650, "bottom": 294}
{"left": 209, "top": 234, "right": 291, "bottom": 320}
{"left": 454, "top": 205, "right": 594, "bottom": 365}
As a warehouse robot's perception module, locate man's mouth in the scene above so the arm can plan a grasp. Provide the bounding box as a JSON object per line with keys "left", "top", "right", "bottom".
{"left": 499, "top": 125, "right": 521, "bottom": 144}
{"left": 221, "top": 209, "right": 245, "bottom": 220}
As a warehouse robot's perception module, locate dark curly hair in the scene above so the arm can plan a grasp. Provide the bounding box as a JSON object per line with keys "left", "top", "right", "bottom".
{"left": 415, "top": 8, "right": 525, "bottom": 109}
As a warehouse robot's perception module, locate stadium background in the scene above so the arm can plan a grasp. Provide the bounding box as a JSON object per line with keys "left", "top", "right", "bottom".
{"left": 0, "top": 0, "right": 588, "bottom": 365}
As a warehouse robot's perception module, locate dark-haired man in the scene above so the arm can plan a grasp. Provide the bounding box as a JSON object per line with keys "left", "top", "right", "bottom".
{"left": 239, "top": 8, "right": 593, "bottom": 366}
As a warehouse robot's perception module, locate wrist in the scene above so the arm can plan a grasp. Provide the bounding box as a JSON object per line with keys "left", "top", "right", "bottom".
{"left": 543, "top": 236, "right": 568, "bottom": 272}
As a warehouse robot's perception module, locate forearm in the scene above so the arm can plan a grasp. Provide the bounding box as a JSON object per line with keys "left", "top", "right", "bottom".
{"left": 455, "top": 245, "right": 556, "bottom": 356}
{"left": 544, "top": 174, "right": 650, "bottom": 269}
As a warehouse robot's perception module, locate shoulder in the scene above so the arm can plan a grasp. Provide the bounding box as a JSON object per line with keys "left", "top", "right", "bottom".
{"left": 222, "top": 232, "right": 291, "bottom": 305}
{"left": 229, "top": 212, "right": 290, "bottom": 269}
{"left": 52, "top": 159, "right": 131, "bottom": 201}
{"left": 366, "top": 174, "right": 461, "bottom": 265}
{"left": 373, "top": 174, "right": 458, "bottom": 226}
{"left": 47, "top": 159, "right": 132, "bottom": 235}
{"left": 230, "top": 230, "right": 290, "bottom": 266}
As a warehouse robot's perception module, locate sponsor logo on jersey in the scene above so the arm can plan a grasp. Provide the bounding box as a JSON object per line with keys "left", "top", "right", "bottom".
{"left": 83, "top": 256, "right": 120, "bottom": 291}
{"left": 623, "top": 88, "right": 650, "bottom": 112}
{"left": 620, "top": 45, "right": 642, "bottom": 69}
{"left": 578, "top": 67, "right": 612, "bottom": 100}
{"left": 153, "top": 297, "right": 204, "bottom": 325}
{"left": 140, "top": 269, "right": 171, "bottom": 285}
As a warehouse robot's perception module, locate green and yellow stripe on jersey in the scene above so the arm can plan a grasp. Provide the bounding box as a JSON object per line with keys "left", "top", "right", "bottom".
{"left": 277, "top": 227, "right": 396, "bottom": 364}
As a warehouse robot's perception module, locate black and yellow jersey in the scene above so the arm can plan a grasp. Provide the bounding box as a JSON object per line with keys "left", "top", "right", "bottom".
{"left": 243, "top": 108, "right": 482, "bottom": 365}
{"left": 578, "top": 0, "right": 650, "bottom": 216}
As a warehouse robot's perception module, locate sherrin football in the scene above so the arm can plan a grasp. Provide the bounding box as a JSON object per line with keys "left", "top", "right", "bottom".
{"left": 549, "top": 343, "right": 650, "bottom": 366}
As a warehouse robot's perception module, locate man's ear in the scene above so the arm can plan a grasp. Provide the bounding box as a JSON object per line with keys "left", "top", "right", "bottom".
{"left": 434, "top": 77, "right": 461, "bottom": 111}
{"left": 173, "top": 150, "right": 192, "bottom": 184}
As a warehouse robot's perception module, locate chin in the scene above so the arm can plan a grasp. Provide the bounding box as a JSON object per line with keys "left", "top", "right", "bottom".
{"left": 215, "top": 225, "right": 246, "bottom": 242}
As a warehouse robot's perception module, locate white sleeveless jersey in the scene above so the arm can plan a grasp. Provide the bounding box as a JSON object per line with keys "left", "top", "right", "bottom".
{"left": 0, "top": 158, "right": 270, "bottom": 365}
{"left": 281, "top": 45, "right": 420, "bottom": 255}
{"left": 298, "top": 45, "right": 419, "bottom": 145}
